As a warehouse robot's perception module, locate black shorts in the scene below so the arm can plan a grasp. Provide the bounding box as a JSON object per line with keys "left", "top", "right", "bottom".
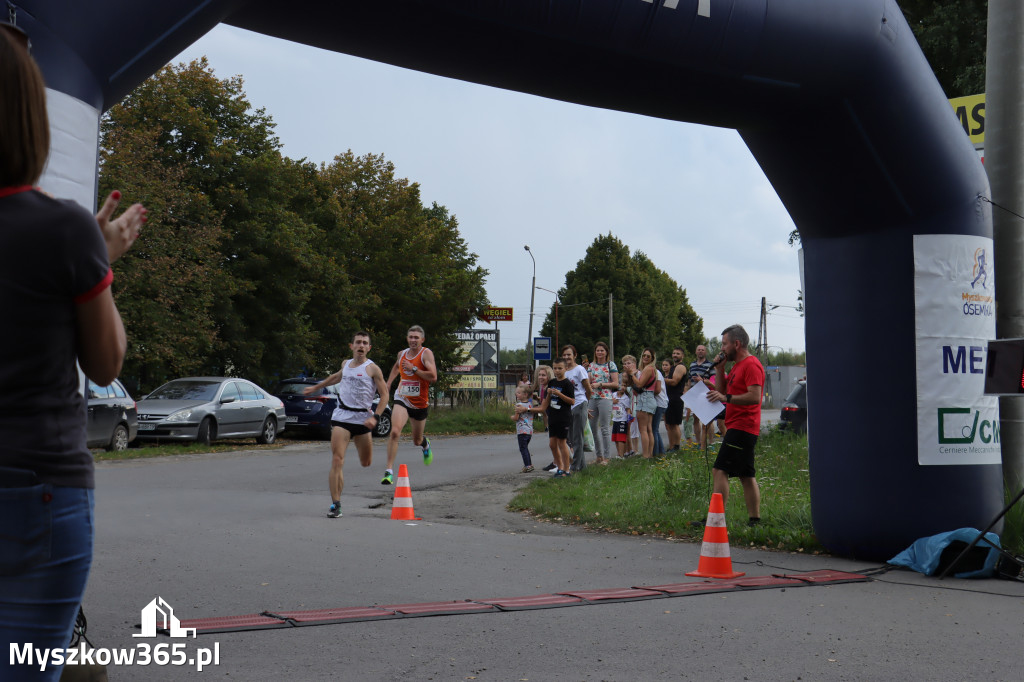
{"left": 548, "top": 420, "right": 570, "bottom": 440}
{"left": 332, "top": 420, "right": 372, "bottom": 436}
{"left": 665, "top": 399, "right": 685, "bottom": 425}
{"left": 713, "top": 428, "right": 758, "bottom": 478}
{"left": 395, "top": 402, "right": 429, "bottom": 421}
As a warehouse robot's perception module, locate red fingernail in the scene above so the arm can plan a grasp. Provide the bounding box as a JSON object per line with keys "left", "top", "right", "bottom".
{"left": 141, "top": 216, "right": 148, "bottom": 222}
{"left": 111, "top": 190, "right": 121, "bottom": 200}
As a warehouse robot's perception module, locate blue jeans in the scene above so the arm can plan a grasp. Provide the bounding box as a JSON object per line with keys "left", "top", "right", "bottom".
{"left": 0, "top": 484, "right": 94, "bottom": 682}
{"left": 517, "top": 433, "right": 533, "bottom": 466}
{"left": 652, "top": 406, "right": 666, "bottom": 455}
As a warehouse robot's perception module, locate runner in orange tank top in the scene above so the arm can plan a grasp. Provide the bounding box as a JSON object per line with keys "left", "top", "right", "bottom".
{"left": 381, "top": 325, "right": 438, "bottom": 484}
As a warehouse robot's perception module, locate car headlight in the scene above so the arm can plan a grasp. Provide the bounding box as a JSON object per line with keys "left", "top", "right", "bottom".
{"left": 166, "top": 409, "right": 193, "bottom": 422}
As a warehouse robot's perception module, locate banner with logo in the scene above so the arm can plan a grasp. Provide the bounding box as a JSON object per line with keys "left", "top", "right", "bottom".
{"left": 914, "top": 235, "right": 1000, "bottom": 465}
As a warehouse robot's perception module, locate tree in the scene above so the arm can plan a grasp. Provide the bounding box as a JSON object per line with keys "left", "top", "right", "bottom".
{"left": 101, "top": 60, "right": 488, "bottom": 391}
{"left": 314, "top": 152, "right": 489, "bottom": 384}
{"left": 538, "top": 234, "right": 703, "bottom": 363}
{"left": 900, "top": 0, "right": 987, "bottom": 98}
{"left": 99, "top": 109, "right": 227, "bottom": 393}
{"left": 102, "top": 59, "right": 329, "bottom": 388}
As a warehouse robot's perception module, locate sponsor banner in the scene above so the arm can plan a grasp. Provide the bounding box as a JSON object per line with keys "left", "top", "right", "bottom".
{"left": 451, "top": 374, "right": 498, "bottom": 390}
{"left": 914, "top": 235, "right": 999, "bottom": 465}
{"left": 452, "top": 329, "right": 500, "bottom": 373}
{"left": 479, "top": 306, "right": 513, "bottom": 321}
{"left": 948, "top": 93, "right": 985, "bottom": 148}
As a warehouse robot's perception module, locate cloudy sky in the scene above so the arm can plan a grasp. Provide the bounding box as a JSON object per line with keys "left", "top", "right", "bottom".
{"left": 173, "top": 25, "right": 806, "bottom": 354}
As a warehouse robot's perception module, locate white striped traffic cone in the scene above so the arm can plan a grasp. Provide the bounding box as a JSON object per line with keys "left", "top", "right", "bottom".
{"left": 390, "top": 464, "right": 417, "bottom": 520}
{"left": 686, "top": 493, "right": 744, "bottom": 578}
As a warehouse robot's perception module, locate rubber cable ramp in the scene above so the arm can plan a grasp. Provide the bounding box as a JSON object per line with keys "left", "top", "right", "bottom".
{"left": 141, "top": 569, "right": 869, "bottom": 635}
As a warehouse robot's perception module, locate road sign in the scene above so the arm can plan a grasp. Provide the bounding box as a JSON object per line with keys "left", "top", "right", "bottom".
{"left": 479, "top": 306, "right": 513, "bottom": 322}
{"left": 533, "top": 336, "right": 551, "bottom": 361}
{"left": 452, "top": 329, "right": 500, "bottom": 373}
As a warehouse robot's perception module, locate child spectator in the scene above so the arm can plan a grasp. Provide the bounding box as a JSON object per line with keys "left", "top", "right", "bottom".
{"left": 611, "top": 385, "right": 632, "bottom": 459}
{"left": 512, "top": 384, "right": 535, "bottom": 472}
{"left": 518, "top": 358, "right": 575, "bottom": 476}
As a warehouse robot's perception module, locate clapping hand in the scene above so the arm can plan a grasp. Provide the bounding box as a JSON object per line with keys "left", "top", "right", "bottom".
{"left": 96, "top": 190, "right": 146, "bottom": 263}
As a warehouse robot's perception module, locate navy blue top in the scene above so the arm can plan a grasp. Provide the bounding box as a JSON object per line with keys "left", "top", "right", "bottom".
{"left": 0, "top": 189, "right": 110, "bottom": 488}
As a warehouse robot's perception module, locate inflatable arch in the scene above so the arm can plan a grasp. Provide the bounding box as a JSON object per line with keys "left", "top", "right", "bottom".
{"left": 17, "top": 0, "right": 999, "bottom": 559}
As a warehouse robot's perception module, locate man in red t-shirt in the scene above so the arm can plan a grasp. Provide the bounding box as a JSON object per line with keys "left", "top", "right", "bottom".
{"left": 706, "top": 324, "right": 766, "bottom": 526}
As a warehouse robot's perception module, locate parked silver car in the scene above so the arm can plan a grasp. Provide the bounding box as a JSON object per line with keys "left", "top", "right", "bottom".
{"left": 135, "top": 377, "right": 286, "bottom": 445}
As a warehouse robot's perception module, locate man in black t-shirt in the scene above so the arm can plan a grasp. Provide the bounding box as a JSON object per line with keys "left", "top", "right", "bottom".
{"left": 664, "top": 347, "right": 688, "bottom": 451}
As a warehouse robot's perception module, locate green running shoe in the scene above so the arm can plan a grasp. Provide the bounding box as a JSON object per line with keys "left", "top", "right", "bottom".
{"left": 381, "top": 471, "right": 394, "bottom": 485}
{"left": 422, "top": 437, "right": 433, "bottom": 466}
{"left": 327, "top": 502, "right": 342, "bottom": 518}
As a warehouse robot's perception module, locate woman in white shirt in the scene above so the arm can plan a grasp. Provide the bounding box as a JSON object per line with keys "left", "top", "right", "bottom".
{"left": 561, "top": 344, "right": 592, "bottom": 471}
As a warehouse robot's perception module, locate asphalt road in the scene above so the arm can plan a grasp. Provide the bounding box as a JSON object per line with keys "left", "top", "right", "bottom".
{"left": 75, "top": 428, "right": 1024, "bottom": 681}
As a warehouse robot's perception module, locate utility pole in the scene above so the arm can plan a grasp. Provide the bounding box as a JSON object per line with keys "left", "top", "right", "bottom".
{"left": 989, "top": 0, "right": 1024, "bottom": 491}
{"left": 524, "top": 245, "right": 536, "bottom": 366}
{"left": 757, "top": 297, "right": 768, "bottom": 359}
{"left": 608, "top": 293, "right": 614, "bottom": 363}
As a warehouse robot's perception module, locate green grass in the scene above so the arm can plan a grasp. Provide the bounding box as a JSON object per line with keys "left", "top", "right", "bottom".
{"left": 424, "top": 404, "right": 539, "bottom": 435}
{"left": 509, "top": 428, "right": 823, "bottom": 554}
{"left": 510, "top": 427, "right": 1024, "bottom": 556}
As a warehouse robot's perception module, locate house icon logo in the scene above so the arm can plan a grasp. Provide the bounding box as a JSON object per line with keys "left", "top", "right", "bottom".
{"left": 134, "top": 596, "right": 196, "bottom": 638}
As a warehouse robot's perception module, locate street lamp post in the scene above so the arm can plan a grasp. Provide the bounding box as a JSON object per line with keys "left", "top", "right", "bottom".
{"left": 536, "top": 285, "right": 560, "bottom": 353}
{"left": 524, "top": 245, "right": 536, "bottom": 366}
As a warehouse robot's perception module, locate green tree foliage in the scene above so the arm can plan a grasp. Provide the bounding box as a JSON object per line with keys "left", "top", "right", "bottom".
{"left": 900, "top": 0, "right": 987, "bottom": 98}
{"left": 99, "top": 119, "right": 226, "bottom": 392}
{"left": 315, "top": 152, "right": 488, "bottom": 382}
{"left": 538, "top": 234, "right": 703, "bottom": 364}
{"left": 101, "top": 59, "right": 488, "bottom": 391}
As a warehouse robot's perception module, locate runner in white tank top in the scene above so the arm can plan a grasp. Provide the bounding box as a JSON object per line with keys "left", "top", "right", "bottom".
{"left": 332, "top": 357, "right": 378, "bottom": 424}
{"left": 303, "top": 331, "right": 389, "bottom": 518}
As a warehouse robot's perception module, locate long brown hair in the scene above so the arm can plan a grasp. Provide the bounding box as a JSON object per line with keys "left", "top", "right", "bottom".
{"left": 0, "top": 28, "right": 49, "bottom": 186}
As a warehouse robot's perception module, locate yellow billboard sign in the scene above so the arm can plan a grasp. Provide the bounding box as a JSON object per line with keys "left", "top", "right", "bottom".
{"left": 949, "top": 93, "right": 985, "bottom": 147}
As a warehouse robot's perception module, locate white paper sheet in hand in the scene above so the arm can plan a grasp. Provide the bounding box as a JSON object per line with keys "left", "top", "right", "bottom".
{"left": 682, "top": 381, "right": 725, "bottom": 424}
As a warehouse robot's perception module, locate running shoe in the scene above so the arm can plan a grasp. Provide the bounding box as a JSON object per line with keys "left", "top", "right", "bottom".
{"left": 542, "top": 462, "right": 557, "bottom": 471}
{"left": 422, "top": 437, "right": 433, "bottom": 466}
{"left": 381, "top": 471, "right": 394, "bottom": 485}
{"left": 521, "top": 465, "right": 535, "bottom": 473}
{"left": 327, "top": 503, "right": 342, "bottom": 518}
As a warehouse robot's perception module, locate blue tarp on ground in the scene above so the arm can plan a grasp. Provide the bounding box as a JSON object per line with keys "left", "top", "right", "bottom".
{"left": 888, "top": 528, "right": 1001, "bottom": 579}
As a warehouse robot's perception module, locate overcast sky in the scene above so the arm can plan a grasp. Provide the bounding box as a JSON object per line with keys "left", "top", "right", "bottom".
{"left": 173, "top": 25, "right": 806, "bottom": 354}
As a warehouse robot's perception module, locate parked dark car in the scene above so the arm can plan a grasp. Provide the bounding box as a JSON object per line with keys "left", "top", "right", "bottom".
{"left": 779, "top": 379, "right": 807, "bottom": 434}
{"left": 87, "top": 378, "right": 138, "bottom": 451}
{"left": 135, "top": 377, "right": 286, "bottom": 445}
{"left": 275, "top": 377, "right": 392, "bottom": 439}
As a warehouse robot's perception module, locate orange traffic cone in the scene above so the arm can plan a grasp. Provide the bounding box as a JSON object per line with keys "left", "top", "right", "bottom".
{"left": 686, "top": 492, "right": 744, "bottom": 579}
{"left": 390, "top": 464, "right": 417, "bottom": 520}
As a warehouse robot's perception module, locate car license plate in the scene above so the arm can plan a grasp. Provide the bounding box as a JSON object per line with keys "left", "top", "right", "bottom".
{"left": 138, "top": 423, "right": 156, "bottom": 431}
{"left": 286, "top": 416, "right": 298, "bottom": 423}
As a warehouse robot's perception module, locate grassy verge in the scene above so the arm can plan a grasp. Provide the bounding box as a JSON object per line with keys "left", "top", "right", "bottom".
{"left": 510, "top": 427, "right": 823, "bottom": 553}
{"left": 510, "top": 427, "right": 1024, "bottom": 556}
{"left": 423, "top": 404, "right": 539, "bottom": 435}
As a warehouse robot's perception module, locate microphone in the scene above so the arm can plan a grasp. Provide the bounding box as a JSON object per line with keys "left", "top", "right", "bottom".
{"left": 710, "top": 352, "right": 727, "bottom": 368}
